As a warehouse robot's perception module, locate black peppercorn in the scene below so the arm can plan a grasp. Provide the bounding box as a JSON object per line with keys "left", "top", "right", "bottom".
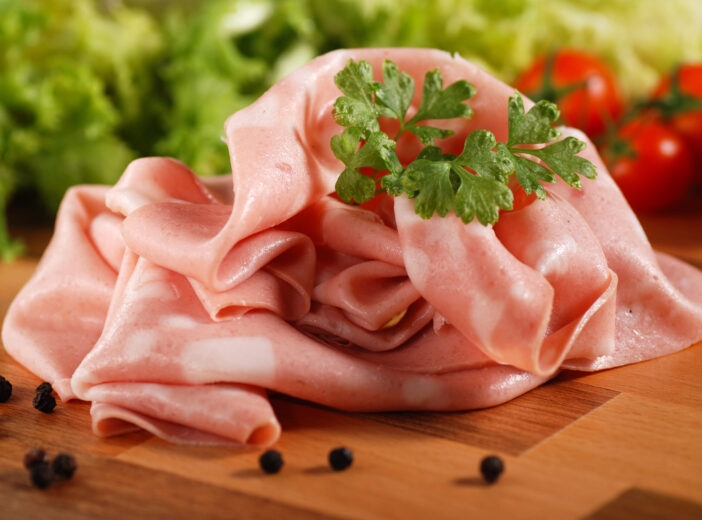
{"left": 328, "top": 447, "right": 353, "bottom": 471}
{"left": 0, "top": 376, "right": 12, "bottom": 403}
{"left": 29, "top": 462, "right": 55, "bottom": 490}
{"left": 36, "top": 382, "right": 53, "bottom": 395}
{"left": 23, "top": 448, "right": 49, "bottom": 469}
{"left": 259, "top": 450, "right": 284, "bottom": 474}
{"left": 52, "top": 453, "right": 77, "bottom": 479}
{"left": 33, "top": 391, "right": 56, "bottom": 413}
{"left": 480, "top": 455, "right": 504, "bottom": 484}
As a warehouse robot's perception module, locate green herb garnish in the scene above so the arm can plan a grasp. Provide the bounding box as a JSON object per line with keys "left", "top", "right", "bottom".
{"left": 331, "top": 59, "right": 597, "bottom": 225}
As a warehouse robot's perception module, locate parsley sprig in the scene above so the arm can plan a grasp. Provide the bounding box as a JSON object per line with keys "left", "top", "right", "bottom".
{"left": 332, "top": 59, "right": 597, "bottom": 225}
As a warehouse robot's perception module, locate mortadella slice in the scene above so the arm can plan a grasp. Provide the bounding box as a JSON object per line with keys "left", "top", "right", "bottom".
{"left": 395, "top": 195, "right": 556, "bottom": 375}
{"left": 3, "top": 48, "right": 702, "bottom": 448}
{"left": 115, "top": 48, "right": 525, "bottom": 290}
{"left": 71, "top": 258, "right": 546, "bottom": 422}
{"left": 87, "top": 383, "right": 280, "bottom": 447}
{"left": 547, "top": 128, "right": 702, "bottom": 369}
{"left": 2, "top": 186, "right": 120, "bottom": 400}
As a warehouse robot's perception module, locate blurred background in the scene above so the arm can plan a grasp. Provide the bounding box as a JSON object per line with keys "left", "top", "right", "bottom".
{"left": 2, "top": 0, "right": 702, "bottom": 261}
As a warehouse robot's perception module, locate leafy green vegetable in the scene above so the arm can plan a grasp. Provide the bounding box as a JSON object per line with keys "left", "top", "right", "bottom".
{"left": 409, "top": 71, "right": 474, "bottom": 125}
{"left": 310, "top": 0, "right": 702, "bottom": 100}
{"left": 374, "top": 61, "right": 414, "bottom": 121}
{"left": 333, "top": 60, "right": 381, "bottom": 135}
{"left": 332, "top": 128, "right": 398, "bottom": 204}
{"left": 384, "top": 131, "right": 514, "bottom": 224}
{"left": 331, "top": 59, "right": 596, "bottom": 225}
{"left": 0, "top": 0, "right": 162, "bottom": 261}
{"left": 501, "top": 95, "right": 596, "bottom": 198}
{"left": 157, "top": 0, "right": 318, "bottom": 176}
{"left": 506, "top": 95, "right": 561, "bottom": 146}
{"left": 334, "top": 58, "right": 476, "bottom": 147}
{"left": 0, "top": 0, "right": 320, "bottom": 262}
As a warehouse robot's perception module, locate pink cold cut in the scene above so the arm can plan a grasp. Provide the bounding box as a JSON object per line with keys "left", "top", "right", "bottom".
{"left": 3, "top": 48, "right": 702, "bottom": 447}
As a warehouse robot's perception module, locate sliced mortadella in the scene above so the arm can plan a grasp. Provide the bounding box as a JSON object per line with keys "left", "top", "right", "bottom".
{"left": 395, "top": 196, "right": 556, "bottom": 376}
{"left": 656, "top": 252, "right": 702, "bottom": 307}
{"left": 495, "top": 192, "right": 611, "bottom": 332}
{"left": 122, "top": 200, "right": 230, "bottom": 284}
{"left": 295, "top": 300, "right": 434, "bottom": 351}
{"left": 494, "top": 190, "right": 617, "bottom": 366}
{"left": 108, "top": 157, "right": 318, "bottom": 296}
{"left": 2, "top": 186, "right": 119, "bottom": 400}
{"left": 549, "top": 128, "right": 702, "bottom": 369}
{"left": 71, "top": 259, "right": 545, "bottom": 415}
{"left": 312, "top": 261, "right": 421, "bottom": 331}
{"left": 88, "top": 213, "right": 125, "bottom": 272}
{"left": 314, "top": 247, "right": 365, "bottom": 286}
{"left": 201, "top": 174, "right": 234, "bottom": 205}
{"left": 289, "top": 198, "right": 405, "bottom": 267}
{"left": 189, "top": 267, "right": 310, "bottom": 322}
{"left": 87, "top": 383, "right": 280, "bottom": 447}
{"left": 117, "top": 49, "right": 524, "bottom": 290}
{"left": 106, "top": 157, "right": 219, "bottom": 215}
{"left": 122, "top": 203, "right": 317, "bottom": 294}
{"left": 347, "top": 324, "right": 494, "bottom": 374}
{"left": 554, "top": 273, "right": 618, "bottom": 366}
{"left": 5, "top": 48, "right": 702, "bottom": 448}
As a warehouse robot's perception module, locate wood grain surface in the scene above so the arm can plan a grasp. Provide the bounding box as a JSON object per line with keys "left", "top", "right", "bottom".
{"left": 1, "top": 200, "right": 702, "bottom": 520}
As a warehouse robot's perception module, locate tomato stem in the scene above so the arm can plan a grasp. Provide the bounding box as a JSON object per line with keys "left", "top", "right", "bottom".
{"left": 637, "top": 65, "right": 702, "bottom": 120}
{"left": 522, "top": 50, "right": 589, "bottom": 105}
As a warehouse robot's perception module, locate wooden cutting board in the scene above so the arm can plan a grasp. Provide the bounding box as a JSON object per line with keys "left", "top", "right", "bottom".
{"left": 1, "top": 201, "right": 702, "bottom": 520}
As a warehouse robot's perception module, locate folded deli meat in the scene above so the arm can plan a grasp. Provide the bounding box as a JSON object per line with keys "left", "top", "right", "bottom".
{"left": 4, "top": 49, "right": 702, "bottom": 446}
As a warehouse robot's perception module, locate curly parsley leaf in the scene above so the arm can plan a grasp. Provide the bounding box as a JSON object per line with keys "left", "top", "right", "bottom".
{"left": 416, "top": 145, "right": 456, "bottom": 162}
{"left": 524, "top": 137, "right": 597, "bottom": 189}
{"left": 401, "top": 160, "right": 454, "bottom": 218}
{"left": 404, "top": 70, "right": 476, "bottom": 145}
{"left": 374, "top": 60, "right": 415, "bottom": 121}
{"left": 507, "top": 95, "right": 561, "bottom": 146}
{"left": 335, "top": 168, "right": 376, "bottom": 205}
{"left": 506, "top": 92, "right": 597, "bottom": 193}
{"left": 411, "top": 70, "right": 475, "bottom": 122}
{"left": 453, "top": 170, "right": 513, "bottom": 225}
{"left": 332, "top": 128, "right": 399, "bottom": 204}
{"left": 382, "top": 130, "right": 514, "bottom": 224}
{"left": 499, "top": 143, "right": 553, "bottom": 200}
{"left": 331, "top": 61, "right": 597, "bottom": 226}
{"left": 455, "top": 130, "right": 513, "bottom": 182}
{"left": 332, "top": 60, "right": 380, "bottom": 136}
{"left": 409, "top": 125, "right": 455, "bottom": 146}
{"left": 334, "top": 59, "right": 376, "bottom": 105}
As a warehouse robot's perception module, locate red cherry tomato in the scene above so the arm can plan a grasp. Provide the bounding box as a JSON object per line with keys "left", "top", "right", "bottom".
{"left": 506, "top": 175, "right": 537, "bottom": 212}
{"left": 515, "top": 49, "right": 624, "bottom": 138}
{"left": 607, "top": 118, "right": 694, "bottom": 212}
{"left": 653, "top": 64, "right": 702, "bottom": 182}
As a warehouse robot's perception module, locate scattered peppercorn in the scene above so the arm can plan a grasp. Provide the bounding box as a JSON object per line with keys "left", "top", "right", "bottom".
{"left": 32, "top": 391, "right": 56, "bottom": 413}
{"left": 0, "top": 376, "right": 12, "bottom": 402}
{"left": 480, "top": 455, "right": 504, "bottom": 484}
{"left": 52, "top": 453, "right": 77, "bottom": 479}
{"left": 259, "top": 450, "right": 284, "bottom": 474}
{"left": 23, "top": 448, "right": 49, "bottom": 470}
{"left": 29, "top": 462, "right": 55, "bottom": 490}
{"left": 328, "top": 447, "right": 354, "bottom": 471}
{"left": 36, "top": 382, "right": 53, "bottom": 395}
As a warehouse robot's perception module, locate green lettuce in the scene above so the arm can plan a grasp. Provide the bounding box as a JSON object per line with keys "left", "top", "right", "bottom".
{"left": 156, "top": 0, "right": 318, "bottom": 176}
{"left": 310, "top": 0, "right": 702, "bottom": 100}
{"left": 0, "top": 0, "right": 163, "bottom": 261}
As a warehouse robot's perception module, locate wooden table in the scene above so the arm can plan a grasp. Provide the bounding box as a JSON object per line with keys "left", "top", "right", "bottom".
{"left": 1, "top": 203, "right": 702, "bottom": 520}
